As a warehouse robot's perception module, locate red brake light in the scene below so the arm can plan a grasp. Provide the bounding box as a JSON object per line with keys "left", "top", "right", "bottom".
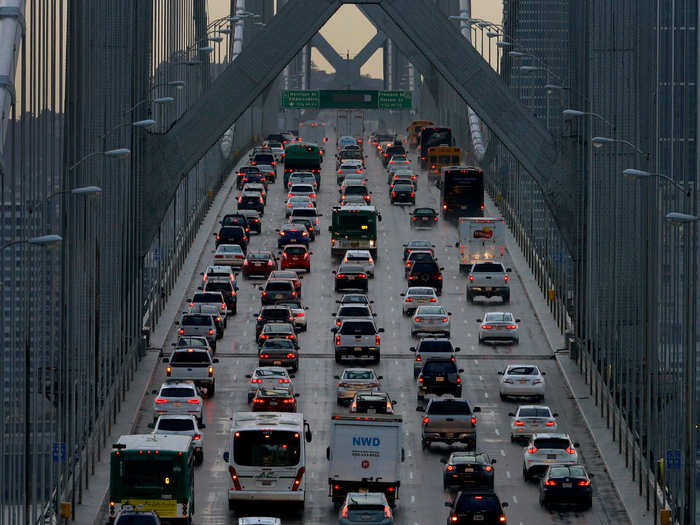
{"left": 335, "top": 335, "right": 341, "bottom": 345}
{"left": 544, "top": 479, "right": 557, "bottom": 486}
{"left": 469, "top": 275, "right": 474, "bottom": 281}
{"left": 504, "top": 275, "right": 509, "bottom": 282}
{"left": 450, "top": 514, "right": 458, "bottom": 522}
{"left": 187, "top": 398, "right": 200, "bottom": 404}
{"left": 527, "top": 446, "right": 538, "bottom": 454}
{"left": 446, "top": 464, "right": 454, "bottom": 471}
{"left": 208, "top": 366, "right": 214, "bottom": 376}
{"left": 155, "top": 398, "right": 168, "bottom": 404}
{"left": 545, "top": 420, "right": 556, "bottom": 426}
{"left": 578, "top": 479, "right": 591, "bottom": 486}
{"left": 414, "top": 317, "right": 422, "bottom": 322}
{"left": 566, "top": 446, "right": 576, "bottom": 454}
{"left": 481, "top": 325, "right": 492, "bottom": 329}
{"left": 423, "top": 416, "right": 429, "bottom": 424}
{"left": 514, "top": 420, "right": 524, "bottom": 426}
{"left": 375, "top": 335, "right": 380, "bottom": 346}
{"left": 470, "top": 416, "right": 477, "bottom": 425}
{"left": 166, "top": 366, "right": 172, "bottom": 376}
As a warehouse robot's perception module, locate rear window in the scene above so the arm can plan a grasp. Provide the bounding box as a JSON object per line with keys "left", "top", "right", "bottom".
{"left": 533, "top": 438, "right": 570, "bottom": 450}
{"left": 254, "top": 154, "right": 274, "bottom": 162}
{"left": 157, "top": 418, "right": 195, "bottom": 432}
{"left": 266, "top": 281, "right": 293, "bottom": 292}
{"left": 412, "top": 262, "right": 439, "bottom": 273}
{"left": 344, "top": 186, "right": 367, "bottom": 195}
{"left": 220, "top": 226, "right": 244, "bottom": 236}
{"left": 338, "top": 306, "right": 371, "bottom": 317}
{"left": 507, "top": 366, "right": 539, "bottom": 376}
{"left": 291, "top": 209, "right": 316, "bottom": 218}
{"left": 455, "top": 494, "right": 500, "bottom": 513}
{"left": 161, "top": 387, "right": 196, "bottom": 398}
{"left": 285, "top": 246, "right": 307, "bottom": 255}
{"left": 394, "top": 184, "right": 413, "bottom": 191}
{"left": 472, "top": 262, "right": 505, "bottom": 272}
{"left": 182, "top": 315, "right": 212, "bottom": 326}
{"left": 248, "top": 252, "right": 270, "bottom": 260}
{"left": 222, "top": 215, "right": 246, "bottom": 226}
{"left": 170, "top": 351, "right": 210, "bottom": 364}
{"left": 427, "top": 400, "right": 471, "bottom": 415}
{"left": 339, "top": 321, "right": 376, "bottom": 335}
{"left": 240, "top": 167, "right": 260, "bottom": 174}
{"left": 114, "top": 515, "right": 160, "bottom": 525}
{"left": 518, "top": 407, "right": 551, "bottom": 417}
{"left": 550, "top": 466, "right": 587, "bottom": 478}
{"left": 263, "top": 308, "right": 291, "bottom": 319}
{"left": 262, "top": 339, "right": 295, "bottom": 349}
{"left": 485, "top": 312, "right": 514, "bottom": 322}
{"left": 408, "top": 253, "right": 434, "bottom": 263}
{"left": 291, "top": 184, "right": 314, "bottom": 193}
{"left": 421, "top": 361, "right": 457, "bottom": 374}
{"left": 418, "top": 340, "right": 453, "bottom": 352}
{"left": 192, "top": 293, "right": 222, "bottom": 303}
{"left": 343, "top": 370, "right": 373, "bottom": 380}
{"left": 205, "top": 282, "right": 232, "bottom": 293}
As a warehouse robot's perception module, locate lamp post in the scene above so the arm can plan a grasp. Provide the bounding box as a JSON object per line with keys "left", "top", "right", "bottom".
{"left": 2, "top": 234, "right": 62, "bottom": 525}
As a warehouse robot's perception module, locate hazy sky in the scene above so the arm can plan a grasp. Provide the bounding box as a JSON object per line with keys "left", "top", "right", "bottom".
{"left": 208, "top": 1, "right": 503, "bottom": 78}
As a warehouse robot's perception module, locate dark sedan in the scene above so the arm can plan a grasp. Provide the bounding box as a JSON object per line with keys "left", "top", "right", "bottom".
{"left": 242, "top": 250, "right": 277, "bottom": 278}
{"left": 277, "top": 224, "right": 310, "bottom": 248}
{"left": 333, "top": 263, "right": 369, "bottom": 292}
{"left": 410, "top": 207, "right": 439, "bottom": 227}
{"left": 441, "top": 452, "right": 496, "bottom": 490}
{"left": 407, "top": 261, "right": 444, "bottom": 295}
{"left": 539, "top": 464, "right": 593, "bottom": 509}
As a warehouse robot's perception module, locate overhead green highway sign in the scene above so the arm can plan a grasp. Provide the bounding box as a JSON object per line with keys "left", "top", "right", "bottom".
{"left": 282, "top": 90, "right": 412, "bottom": 109}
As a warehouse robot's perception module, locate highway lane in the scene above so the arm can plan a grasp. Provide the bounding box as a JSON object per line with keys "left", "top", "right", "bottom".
{"left": 129, "top": 129, "right": 628, "bottom": 525}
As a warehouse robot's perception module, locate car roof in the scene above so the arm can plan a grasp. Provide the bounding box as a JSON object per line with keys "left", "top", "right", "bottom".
{"left": 160, "top": 380, "right": 197, "bottom": 389}
{"left": 532, "top": 433, "right": 570, "bottom": 440}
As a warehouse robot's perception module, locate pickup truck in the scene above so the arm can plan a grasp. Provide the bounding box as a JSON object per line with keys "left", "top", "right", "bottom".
{"left": 466, "top": 261, "right": 512, "bottom": 304}
{"left": 176, "top": 313, "right": 217, "bottom": 352}
{"left": 163, "top": 347, "right": 219, "bottom": 396}
{"left": 332, "top": 319, "right": 384, "bottom": 364}
{"left": 417, "top": 397, "right": 481, "bottom": 450}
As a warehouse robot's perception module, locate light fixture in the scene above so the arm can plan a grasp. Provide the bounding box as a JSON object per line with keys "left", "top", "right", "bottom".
{"left": 167, "top": 80, "right": 186, "bottom": 89}
{"left": 199, "top": 46, "right": 214, "bottom": 53}
{"left": 665, "top": 212, "right": 698, "bottom": 224}
{"left": 153, "top": 97, "right": 175, "bottom": 105}
{"left": 132, "top": 119, "right": 156, "bottom": 129}
{"left": 27, "top": 234, "right": 63, "bottom": 247}
{"left": 104, "top": 148, "right": 131, "bottom": 159}
{"left": 70, "top": 186, "right": 102, "bottom": 196}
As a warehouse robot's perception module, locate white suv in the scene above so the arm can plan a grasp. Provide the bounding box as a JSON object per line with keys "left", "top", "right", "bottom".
{"left": 151, "top": 415, "right": 205, "bottom": 463}
{"left": 522, "top": 433, "right": 580, "bottom": 480}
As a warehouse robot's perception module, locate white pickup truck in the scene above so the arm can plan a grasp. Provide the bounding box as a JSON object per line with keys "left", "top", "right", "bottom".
{"left": 456, "top": 217, "right": 505, "bottom": 272}
{"left": 326, "top": 414, "right": 404, "bottom": 506}
{"left": 331, "top": 319, "right": 384, "bottom": 364}
{"left": 466, "top": 261, "right": 512, "bottom": 304}
{"left": 163, "top": 347, "right": 219, "bottom": 396}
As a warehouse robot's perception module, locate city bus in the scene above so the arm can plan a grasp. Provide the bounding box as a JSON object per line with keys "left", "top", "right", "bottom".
{"left": 109, "top": 434, "right": 194, "bottom": 524}
{"left": 283, "top": 143, "right": 322, "bottom": 188}
{"left": 223, "top": 412, "right": 312, "bottom": 511}
{"left": 418, "top": 126, "right": 453, "bottom": 169}
{"left": 298, "top": 120, "right": 327, "bottom": 147}
{"left": 427, "top": 145, "right": 462, "bottom": 184}
{"left": 329, "top": 205, "right": 382, "bottom": 259}
{"left": 407, "top": 120, "right": 435, "bottom": 150}
{"left": 440, "top": 165, "right": 485, "bottom": 219}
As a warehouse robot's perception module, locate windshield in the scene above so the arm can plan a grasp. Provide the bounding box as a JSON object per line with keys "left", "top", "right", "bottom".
{"left": 343, "top": 370, "right": 373, "bottom": 380}
{"left": 334, "top": 214, "right": 375, "bottom": 232}
{"left": 182, "top": 315, "right": 211, "bottom": 326}
{"left": 233, "top": 430, "right": 301, "bottom": 467}
{"left": 418, "top": 340, "right": 453, "bottom": 352}
{"left": 428, "top": 400, "right": 471, "bottom": 415}
{"left": 205, "top": 282, "right": 232, "bottom": 293}
{"left": 157, "top": 418, "right": 195, "bottom": 431}
{"left": 170, "top": 351, "right": 210, "bottom": 363}
{"left": 161, "top": 387, "right": 196, "bottom": 397}
{"left": 533, "top": 438, "right": 570, "bottom": 450}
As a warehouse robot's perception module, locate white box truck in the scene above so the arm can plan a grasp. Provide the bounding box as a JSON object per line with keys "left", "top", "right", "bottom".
{"left": 326, "top": 414, "right": 404, "bottom": 506}
{"left": 457, "top": 217, "right": 505, "bottom": 272}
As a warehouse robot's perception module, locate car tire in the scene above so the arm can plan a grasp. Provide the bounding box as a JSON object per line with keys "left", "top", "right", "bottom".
{"left": 231, "top": 305, "right": 237, "bottom": 315}
{"left": 411, "top": 331, "right": 417, "bottom": 338}
{"left": 539, "top": 493, "right": 547, "bottom": 508}
{"left": 335, "top": 353, "right": 342, "bottom": 364}
{"left": 478, "top": 337, "right": 483, "bottom": 344}
{"left": 522, "top": 466, "right": 530, "bottom": 481}
{"left": 195, "top": 449, "right": 204, "bottom": 464}
{"left": 499, "top": 392, "right": 507, "bottom": 401}
{"left": 466, "top": 291, "right": 474, "bottom": 303}
{"left": 247, "top": 393, "right": 253, "bottom": 403}
{"left": 228, "top": 500, "right": 236, "bottom": 511}
{"left": 421, "top": 439, "right": 430, "bottom": 450}
{"left": 208, "top": 380, "right": 215, "bottom": 397}
{"left": 502, "top": 292, "right": 510, "bottom": 304}
{"left": 374, "top": 353, "right": 381, "bottom": 364}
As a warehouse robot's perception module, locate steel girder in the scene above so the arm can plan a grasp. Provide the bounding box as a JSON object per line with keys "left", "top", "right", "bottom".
{"left": 311, "top": 31, "right": 386, "bottom": 87}
{"left": 141, "top": 0, "right": 575, "bottom": 257}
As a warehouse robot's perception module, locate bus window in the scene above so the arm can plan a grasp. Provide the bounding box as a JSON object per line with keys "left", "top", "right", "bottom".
{"left": 234, "top": 430, "right": 301, "bottom": 467}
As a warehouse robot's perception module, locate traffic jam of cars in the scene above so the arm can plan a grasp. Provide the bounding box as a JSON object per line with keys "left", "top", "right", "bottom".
{"left": 109, "top": 127, "right": 598, "bottom": 525}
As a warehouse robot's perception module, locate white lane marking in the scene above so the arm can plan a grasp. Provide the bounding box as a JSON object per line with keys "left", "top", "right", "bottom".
{"left": 409, "top": 471, "right": 413, "bottom": 480}
{"left": 512, "top": 495, "right": 518, "bottom": 504}
{"left": 500, "top": 449, "right": 506, "bottom": 457}
{"left": 484, "top": 392, "right": 489, "bottom": 398}
{"left": 406, "top": 448, "right": 412, "bottom": 457}
{"left": 479, "top": 375, "right": 484, "bottom": 381}
{"left": 506, "top": 470, "right": 511, "bottom": 479}
{"left": 474, "top": 359, "right": 479, "bottom": 364}
{"left": 411, "top": 495, "right": 415, "bottom": 503}
{"left": 494, "top": 428, "right": 500, "bottom": 436}
{"left": 242, "top": 331, "right": 247, "bottom": 338}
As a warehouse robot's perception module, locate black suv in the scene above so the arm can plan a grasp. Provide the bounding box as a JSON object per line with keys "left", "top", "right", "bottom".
{"left": 202, "top": 280, "right": 238, "bottom": 315}
{"left": 238, "top": 191, "right": 265, "bottom": 214}
{"left": 215, "top": 225, "right": 248, "bottom": 251}
{"left": 407, "top": 261, "right": 444, "bottom": 295}
{"left": 444, "top": 490, "right": 508, "bottom": 524}
{"left": 237, "top": 166, "right": 261, "bottom": 189}
{"left": 238, "top": 210, "right": 261, "bottom": 234}
{"left": 255, "top": 305, "right": 294, "bottom": 337}
{"left": 417, "top": 358, "right": 463, "bottom": 400}
{"left": 383, "top": 144, "right": 406, "bottom": 166}
{"left": 260, "top": 279, "right": 298, "bottom": 305}
{"left": 221, "top": 213, "right": 249, "bottom": 233}
{"left": 391, "top": 183, "right": 415, "bottom": 205}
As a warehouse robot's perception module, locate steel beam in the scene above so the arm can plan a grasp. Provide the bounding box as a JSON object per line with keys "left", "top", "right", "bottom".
{"left": 377, "top": 0, "right": 576, "bottom": 251}
{"left": 311, "top": 33, "right": 346, "bottom": 71}
{"left": 140, "top": 0, "right": 342, "bottom": 256}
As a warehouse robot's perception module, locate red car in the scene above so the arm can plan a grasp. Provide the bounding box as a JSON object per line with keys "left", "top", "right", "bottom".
{"left": 280, "top": 244, "right": 311, "bottom": 272}
{"left": 252, "top": 386, "right": 297, "bottom": 412}
{"left": 269, "top": 270, "right": 302, "bottom": 297}
{"left": 242, "top": 251, "right": 277, "bottom": 278}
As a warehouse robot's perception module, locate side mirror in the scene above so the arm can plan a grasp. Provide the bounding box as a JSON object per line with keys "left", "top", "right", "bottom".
{"left": 416, "top": 406, "right": 425, "bottom": 412}
{"left": 197, "top": 286, "right": 203, "bottom": 290}
{"left": 253, "top": 313, "right": 258, "bottom": 318}
{"left": 515, "top": 318, "right": 521, "bottom": 323}
{"left": 326, "top": 447, "right": 330, "bottom": 460}
{"left": 448, "top": 312, "right": 452, "bottom": 316}
{"left": 304, "top": 306, "right": 309, "bottom": 310}
{"left": 440, "top": 267, "right": 445, "bottom": 271}
{"left": 258, "top": 287, "right": 263, "bottom": 291}
{"left": 506, "top": 267, "right": 512, "bottom": 272}
{"left": 331, "top": 313, "right": 337, "bottom": 317}
{"left": 370, "top": 300, "right": 374, "bottom": 304}
{"left": 473, "top": 406, "right": 481, "bottom": 413}
{"left": 318, "top": 213, "right": 324, "bottom": 217}
{"left": 589, "top": 473, "right": 595, "bottom": 478}
{"left": 162, "top": 357, "right": 169, "bottom": 363}
{"left": 508, "top": 412, "right": 515, "bottom": 417}
{"left": 409, "top": 347, "right": 416, "bottom": 352}
{"left": 553, "top": 413, "right": 559, "bottom": 417}
{"left": 402, "top": 243, "right": 407, "bottom": 247}
{"left": 151, "top": 390, "right": 157, "bottom": 394}
{"left": 400, "top": 293, "right": 405, "bottom": 297}
{"left": 444, "top": 502, "right": 452, "bottom": 508}
{"left": 330, "top": 327, "right": 338, "bottom": 333}
{"left": 199, "top": 423, "right": 206, "bottom": 429}
{"left": 502, "top": 502, "right": 509, "bottom": 508}
{"left": 476, "top": 319, "right": 482, "bottom": 323}
{"left": 542, "top": 371, "right": 547, "bottom": 375}
{"left": 392, "top": 400, "right": 398, "bottom": 405}
{"left": 497, "top": 371, "right": 504, "bottom": 375}
{"left": 212, "top": 232, "right": 217, "bottom": 236}
{"left": 334, "top": 375, "right": 340, "bottom": 380}
{"left": 491, "top": 458, "right": 497, "bottom": 464}
{"left": 454, "top": 242, "right": 459, "bottom": 248}
{"left": 234, "top": 286, "right": 239, "bottom": 291}
{"left": 328, "top": 225, "right": 332, "bottom": 232}
{"left": 458, "top": 368, "right": 465, "bottom": 373}
{"left": 574, "top": 442, "right": 580, "bottom": 447}
{"left": 289, "top": 374, "right": 296, "bottom": 379}
{"left": 373, "top": 313, "right": 377, "bottom": 317}
{"left": 294, "top": 393, "right": 300, "bottom": 398}
{"left": 378, "top": 328, "right": 385, "bottom": 333}
{"left": 213, "top": 358, "right": 219, "bottom": 363}
{"left": 245, "top": 374, "right": 252, "bottom": 379}
{"left": 275, "top": 228, "right": 280, "bottom": 232}
{"left": 377, "top": 214, "right": 382, "bottom": 222}
{"left": 309, "top": 252, "right": 313, "bottom": 255}
{"left": 147, "top": 423, "right": 155, "bottom": 429}
{"left": 174, "top": 321, "right": 180, "bottom": 326}
{"left": 185, "top": 298, "right": 191, "bottom": 302}
{"left": 440, "top": 458, "right": 447, "bottom": 464}
{"left": 377, "top": 375, "right": 383, "bottom": 380}
{"left": 332, "top": 270, "right": 337, "bottom": 274}
{"left": 454, "top": 347, "right": 461, "bottom": 352}
{"left": 223, "top": 451, "right": 230, "bottom": 462}
{"left": 200, "top": 272, "right": 204, "bottom": 275}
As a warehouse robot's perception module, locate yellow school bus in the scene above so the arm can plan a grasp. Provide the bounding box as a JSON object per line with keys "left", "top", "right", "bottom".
{"left": 407, "top": 120, "right": 435, "bottom": 150}
{"left": 427, "top": 146, "right": 462, "bottom": 183}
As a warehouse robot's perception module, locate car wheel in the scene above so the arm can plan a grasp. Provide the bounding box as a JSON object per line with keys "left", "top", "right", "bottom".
{"left": 411, "top": 331, "right": 417, "bottom": 338}
{"left": 478, "top": 337, "right": 483, "bottom": 344}
{"left": 421, "top": 439, "right": 430, "bottom": 450}
{"left": 502, "top": 292, "right": 510, "bottom": 304}
{"left": 335, "top": 354, "right": 342, "bottom": 364}
{"left": 195, "top": 449, "right": 204, "bottom": 464}
{"left": 522, "top": 466, "right": 530, "bottom": 481}
{"left": 466, "top": 291, "right": 473, "bottom": 303}
{"left": 374, "top": 353, "right": 381, "bottom": 364}
{"left": 499, "top": 392, "right": 506, "bottom": 401}
{"left": 436, "top": 288, "right": 442, "bottom": 296}
{"left": 247, "top": 393, "right": 253, "bottom": 403}
{"left": 539, "top": 493, "right": 547, "bottom": 508}
{"left": 413, "top": 369, "right": 419, "bottom": 379}
{"left": 208, "top": 380, "right": 215, "bottom": 397}
{"left": 231, "top": 305, "right": 237, "bottom": 315}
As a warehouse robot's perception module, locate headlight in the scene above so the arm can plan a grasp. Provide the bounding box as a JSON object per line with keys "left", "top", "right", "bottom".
{"left": 369, "top": 240, "right": 375, "bottom": 248}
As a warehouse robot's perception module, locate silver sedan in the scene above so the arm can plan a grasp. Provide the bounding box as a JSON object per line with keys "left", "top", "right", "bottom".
{"left": 477, "top": 311, "right": 520, "bottom": 344}
{"left": 401, "top": 286, "right": 438, "bottom": 315}
{"left": 411, "top": 305, "right": 451, "bottom": 337}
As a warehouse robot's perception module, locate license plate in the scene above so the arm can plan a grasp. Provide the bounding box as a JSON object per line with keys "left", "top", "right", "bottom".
{"left": 421, "top": 217, "right": 430, "bottom": 221}
{"left": 547, "top": 454, "right": 557, "bottom": 459}
{"left": 446, "top": 433, "right": 455, "bottom": 438}
{"left": 354, "top": 347, "right": 363, "bottom": 352}
{"left": 346, "top": 276, "right": 355, "bottom": 280}
{"left": 358, "top": 488, "right": 369, "bottom": 493}
{"left": 275, "top": 294, "right": 282, "bottom": 299}
{"left": 460, "top": 205, "right": 467, "bottom": 209}
{"left": 261, "top": 480, "right": 274, "bottom": 486}
{"left": 563, "top": 482, "right": 572, "bottom": 488}
{"left": 273, "top": 360, "right": 282, "bottom": 365}
{"left": 463, "top": 467, "right": 474, "bottom": 472}
{"left": 473, "top": 515, "right": 484, "bottom": 521}
{"left": 485, "top": 287, "right": 493, "bottom": 291}
{"left": 174, "top": 402, "right": 182, "bottom": 407}
{"left": 435, "top": 376, "right": 445, "bottom": 382}
{"left": 519, "top": 380, "right": 528, "bottom": 384}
